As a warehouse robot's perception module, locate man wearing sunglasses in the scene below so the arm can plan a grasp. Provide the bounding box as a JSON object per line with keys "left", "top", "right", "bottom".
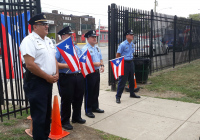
{"left": 20, "top": 13, "right": 59, "bottom": 140}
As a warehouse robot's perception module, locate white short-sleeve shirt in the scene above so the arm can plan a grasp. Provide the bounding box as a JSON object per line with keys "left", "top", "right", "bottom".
{"left": 20, "top": 31, "right": 56, "bottom": 76}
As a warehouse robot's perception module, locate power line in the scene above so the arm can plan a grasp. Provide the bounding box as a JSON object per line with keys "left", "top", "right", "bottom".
{"left": 41, "top": 3, "right": 108, "bottom": 17}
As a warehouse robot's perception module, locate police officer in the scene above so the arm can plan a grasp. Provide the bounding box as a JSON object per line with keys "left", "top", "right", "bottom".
{"left": 116, "top": 29, "right": 140, "bottom": 104}
{"left": 20, "top": 13, "right": 59, "bottom": 140}
{"left": 56, "top": 26, "right": 86, "bottom": 130}
{"left": 82, "top": 30, "right": 104, "bottom": 118}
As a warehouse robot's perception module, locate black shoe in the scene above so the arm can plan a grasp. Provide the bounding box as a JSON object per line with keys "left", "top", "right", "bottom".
{"left": 116, "top": 98, "right": 121, "bottom": 104}
{"left": 72, "top": 118, "right": 86, "bottom": 124}
{"left": 92, "top": 108, "right": 104, "bottom": 113}
{"left": 62, "top": 123, "right": 73, "bottom": 130}
{"left": 130, "top": 94, "right": 141, "bottom": 98}
{"left": 85, "top": 112, "right": 95, "bottom": 118}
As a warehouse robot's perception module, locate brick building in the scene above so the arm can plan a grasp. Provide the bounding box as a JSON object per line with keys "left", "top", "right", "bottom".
{"left": 44, "top": 10, "right": 95, "bottom": 44}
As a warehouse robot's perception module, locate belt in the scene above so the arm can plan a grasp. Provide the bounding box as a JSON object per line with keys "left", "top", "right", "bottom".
{"left": 95, "top": 69, "right": 99, "bottom": 73}
{"left": 60, "top": 72, "right": 81, "bottom": 76}
{"left": 124, "top": 60, "right": 133, "bottom": 63}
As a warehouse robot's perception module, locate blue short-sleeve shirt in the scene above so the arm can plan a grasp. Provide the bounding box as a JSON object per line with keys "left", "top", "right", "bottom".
{"left": 55, "top": 45, "right": 82, "bottom": 73}
{"left": 82, "top": 43, "right": 102, "bottom": 70}
{"left": 117, "top": 40, "right": 135, "bottom": 60}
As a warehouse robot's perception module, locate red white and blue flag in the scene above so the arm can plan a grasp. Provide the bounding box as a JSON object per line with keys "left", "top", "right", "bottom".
{"left": 1, "top": 11, "right": 31, "bottom": 79}
{"left": 56, "top": 37, "right": 80, "bottom": 72}
{"left": 110, "top": 56, "right": 124, "bottom": 79}
{"left": 79, "top": 49, "right": 95, "bottom": 78}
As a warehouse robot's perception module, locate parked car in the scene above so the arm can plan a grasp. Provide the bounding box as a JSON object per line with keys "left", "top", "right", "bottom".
{"left": 134, "top": 39, "right": 169, "bottom": 57}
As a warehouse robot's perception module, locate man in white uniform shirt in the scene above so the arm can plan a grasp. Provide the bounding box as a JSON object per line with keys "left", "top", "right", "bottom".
{"left": 20, "top": 13, "right": 59, "bottom": 140}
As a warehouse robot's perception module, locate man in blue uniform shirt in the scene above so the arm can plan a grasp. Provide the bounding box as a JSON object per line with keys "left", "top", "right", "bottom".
{"left": 116, "top": 29, "right": 140, "bottom": 104}
{"left": 56, "top": 26, "right": 86, "bottom": 130}
{"left": 82, "top": 30, "right": 104, "bottom": 118}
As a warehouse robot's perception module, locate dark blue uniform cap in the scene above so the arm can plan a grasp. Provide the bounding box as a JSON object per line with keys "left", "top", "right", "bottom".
{"left": 84, "top": 30, "right": 97, "bottom": 38}
{"left": 28, "top": 13, "right": 48, "bottom": 25}
{"left": 57, "top": 26, "right": 74, "bottom": 35}
{"left": 124, "top": 29, "right": 134, "bottom": 36}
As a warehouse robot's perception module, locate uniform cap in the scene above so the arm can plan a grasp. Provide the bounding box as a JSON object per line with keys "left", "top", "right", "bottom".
{"left": 124, "top": 29, "right": 134, "bottom": 36}
{"left": 57, "top": 26, "right": 73, "bottom": 35}
{"left": 84, "top": 30, "right": 96, "bottom": 38}
{"left": 28, "top": 13, "right": 48, "bottom": 25}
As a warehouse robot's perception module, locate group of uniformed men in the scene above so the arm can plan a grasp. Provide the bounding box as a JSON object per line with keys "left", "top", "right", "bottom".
{"left": 20, "top": 13, "right": 140, "bottom": 140}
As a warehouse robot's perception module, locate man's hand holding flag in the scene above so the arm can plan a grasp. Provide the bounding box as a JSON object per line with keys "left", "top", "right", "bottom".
{"left": 79, "top": 49, "right": 95, "bottom": 78}
{"left": 56, "top": 37, "right": 80, "bottom": 72}
{"left": 109, "top": 56, "right": 124, "bottom": 79}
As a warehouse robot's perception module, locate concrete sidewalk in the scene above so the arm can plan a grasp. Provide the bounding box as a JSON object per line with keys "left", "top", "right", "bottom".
{"left": 52, "top": 64, "right": 200, "bottom": 140}
{"left": 52, "top": 85, "right": 200, "bottom": 140}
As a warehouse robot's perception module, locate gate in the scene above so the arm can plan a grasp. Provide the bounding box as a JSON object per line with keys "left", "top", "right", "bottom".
{"left": 108, "top": 3, "right": 200, "bottom": 90}
{"left": 0, "top": 0, "right": 41, "bottom": 121}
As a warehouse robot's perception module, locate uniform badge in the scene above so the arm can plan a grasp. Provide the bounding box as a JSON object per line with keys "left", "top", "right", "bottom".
{"left": 126, "top": 47, "right": 128, "bottom": 49}
{"left": 90, "top": 51, "right": 93, "bottom": 53}
{"left": 132, "top": 44, "right": 134, "bottom": 48}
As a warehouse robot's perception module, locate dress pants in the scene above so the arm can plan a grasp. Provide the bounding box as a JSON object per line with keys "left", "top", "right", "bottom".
{"left": 85, "top": 71, "right": 100, "bottom": 113}
{"left": 58, "top": 73, "right": 84, "bottom": 125}
{"left": 24, "top": 76, "right": 52, "bottom": 140}
{"left": 116, "top": 61, "right": 135, "bottom": 99}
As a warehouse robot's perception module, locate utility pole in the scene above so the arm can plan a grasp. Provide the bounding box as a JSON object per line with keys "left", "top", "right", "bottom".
{"left": 154, "top": 0, "right": 158, "bottom": 13}
{"left": 98, "top": 19, "right": 100, "bottom": 47}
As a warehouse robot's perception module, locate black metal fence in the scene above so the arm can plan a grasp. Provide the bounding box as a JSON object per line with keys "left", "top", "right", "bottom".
{"left": 108, "top": 3, "right": 200, "bottom": 90}
{"left": 0, "top": 0, "right": 41, "bottom": 122}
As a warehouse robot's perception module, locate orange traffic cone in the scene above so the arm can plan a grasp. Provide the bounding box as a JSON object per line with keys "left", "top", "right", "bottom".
{"left": 25, "top": 116, "right": 33, "bottom": 137}
{"left": 49, "top": 95, "right": 70, "bottom": 140}
{"left": 125, "top": 73, "right": 140, "bottom": 92}
{"left": 133, "top": 73, "right": 140, "bottom": 92}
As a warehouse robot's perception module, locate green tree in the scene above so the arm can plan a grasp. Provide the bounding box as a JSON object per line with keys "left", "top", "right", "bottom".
{"left": 188, "top": 13, "right": 200, "bottom": 21}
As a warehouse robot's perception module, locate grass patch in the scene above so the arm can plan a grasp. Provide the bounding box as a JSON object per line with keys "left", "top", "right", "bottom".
{"left": 10, "top": 128, "right": 25, "bottom": 134}
{"left": 144, "top": 60, "right": 200, "bottom": 103}
{"left": 3, "top": 119, "right": 17, "bottom": 126}
{"left": 96, "top": 130, "right": 129, "bottom": 140}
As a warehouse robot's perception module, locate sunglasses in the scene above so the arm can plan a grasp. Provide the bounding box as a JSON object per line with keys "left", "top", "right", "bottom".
{"left": 35, "top": 23, "right": 49, "bottom": 26}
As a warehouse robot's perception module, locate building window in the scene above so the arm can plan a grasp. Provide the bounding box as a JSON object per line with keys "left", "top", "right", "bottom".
{"left": 104, "top": 34, "right": 106, "bottom": 40}
{"left": 63, "top": 16, "right": 71, "bottom": 20}
{"left": 81, "top": 24, "right": 92, "bottom": 30}
{"left": 63, "top": 23, "right": 76, "bottom": 29}
{"left": 87, "top": 24, "right": 91, "bottom": 29}
{"left": 100, "top": 34, "right": 102, "bottom": 40}
{"left": 81, "top": 24, "right": 87, "bottom": 30}
{"left": 85, "top": 18, "right": 88, "bottom": 21}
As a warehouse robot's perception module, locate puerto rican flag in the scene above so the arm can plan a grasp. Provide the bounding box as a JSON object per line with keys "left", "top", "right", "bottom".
{"left": 1, "top": 11, "right": 31, "bottom": 79}
{"left": 110, "top": 56, "right": 124, "bottom": 80}
{"left": 79, "top": 49, "right": 95, "bottom": 78}
{"left": 56, "top": 37, "right": 80, "bottom": 72}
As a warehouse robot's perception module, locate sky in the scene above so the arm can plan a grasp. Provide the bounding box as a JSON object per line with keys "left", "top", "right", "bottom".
{"left": 41, "top": 0, "right": 200, "bottom": 27}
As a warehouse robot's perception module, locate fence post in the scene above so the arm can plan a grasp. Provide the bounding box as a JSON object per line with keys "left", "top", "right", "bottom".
{"left": 173, "top": 15, "right": 177, "bottom": 68}
{"left": 149, "top": 10, "right": 154, "bottom": 74}
{"left": 109, "top": 3, "right": 117, "bottom": 91}
{"left": 125, "top": 10, "right": 129, "bottom": 32}
{"left": 34, "top": 0, "right": 41, "bottom": 14}
{"left": 189, "top": 18, "right": 192, "bottom": 63}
